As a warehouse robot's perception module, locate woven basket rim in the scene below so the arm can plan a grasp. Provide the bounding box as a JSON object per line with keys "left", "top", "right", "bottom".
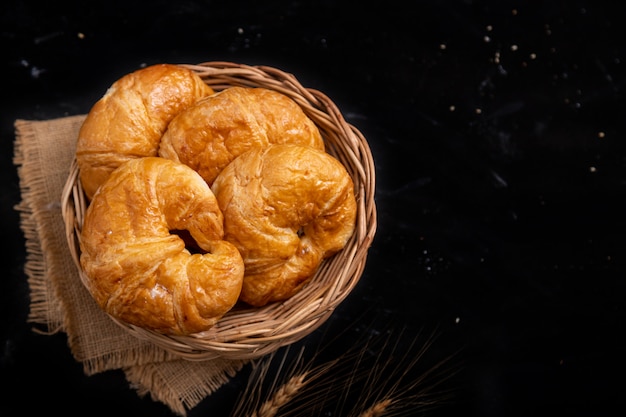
{"left": 61, "top": 61, "right": 377, "bottom": 361}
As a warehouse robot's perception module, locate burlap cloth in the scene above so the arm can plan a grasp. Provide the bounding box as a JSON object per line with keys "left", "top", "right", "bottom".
{"left": 13, "top": 115, "right": 248, "bottom": 416}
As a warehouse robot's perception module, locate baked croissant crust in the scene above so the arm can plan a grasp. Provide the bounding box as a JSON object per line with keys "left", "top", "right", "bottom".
{"left": 158, "top": 86, "right": 325, "bottom": 185}
{"left": 76, "top": 63, "right": 214, "bottom": 200}
{"left": 211, "top": 144, "right": 357, "bottom": 307}
{"left": 79, "top": 157, "right": 244, "bottom": 335}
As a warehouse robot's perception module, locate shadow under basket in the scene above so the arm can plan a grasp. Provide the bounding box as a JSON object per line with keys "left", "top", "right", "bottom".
{"left": 61, "top": 61, "right": 377, "bottom": 361}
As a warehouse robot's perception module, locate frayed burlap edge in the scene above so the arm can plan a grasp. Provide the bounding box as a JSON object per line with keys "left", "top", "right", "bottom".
{"left": 125, "top": 358, "right": 247, "bottom": 416}
{"left": 13, "top": 118, "right": 69, "bottom": 334}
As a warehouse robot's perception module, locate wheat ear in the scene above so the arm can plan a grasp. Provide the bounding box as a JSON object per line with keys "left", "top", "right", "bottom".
{"left": 358, "top": 398, "right": 393, "bottom": 417}
{"left": 251, "top": 372, "right": 309, "bottom": 417}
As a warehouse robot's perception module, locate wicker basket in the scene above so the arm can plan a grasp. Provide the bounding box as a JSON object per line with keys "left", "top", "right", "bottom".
{"left": 61, "top": 61, "right": 377, "bottom": 361}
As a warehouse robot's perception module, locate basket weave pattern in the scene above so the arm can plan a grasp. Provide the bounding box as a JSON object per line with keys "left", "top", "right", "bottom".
{"left": 61, "top": 61, "right": 377, "bottom": 360}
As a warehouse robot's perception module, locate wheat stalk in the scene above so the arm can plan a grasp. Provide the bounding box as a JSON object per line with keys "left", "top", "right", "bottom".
{"left": 358, "top": 398, "right": 393, "bottom": 417}
{"left": 230, "top": 343, "right": 339, "bottom": 417}
{"left": 347, "top": 326, "right": 462, "bottom": 417}
{"left": 230, "top": 314, "right": 462, "bottom": 417}
{"left": 251, "top": 373, "right": 308, "bottom": 417}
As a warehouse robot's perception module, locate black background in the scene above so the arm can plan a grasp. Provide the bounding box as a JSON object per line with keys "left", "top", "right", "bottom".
{"left": 2, "top": 1, "right": 626, "bottom": 416}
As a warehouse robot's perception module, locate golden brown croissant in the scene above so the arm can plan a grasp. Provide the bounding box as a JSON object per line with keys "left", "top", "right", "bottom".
{"left": 211, "top": 144, "right": 357, "bottom": 307}
{"left": 158, "top": 86, "right": 325, "bottom": 186}
{"left": 79, "top": 157, "right": 244, "bottom": 335}
{"left": 76, "top": 63, "right": 214, "bottom": 200}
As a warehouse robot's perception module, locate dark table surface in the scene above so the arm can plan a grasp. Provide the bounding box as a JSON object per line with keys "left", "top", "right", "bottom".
{"left": 2, "top": 1, "right": 625, "bottom": 416}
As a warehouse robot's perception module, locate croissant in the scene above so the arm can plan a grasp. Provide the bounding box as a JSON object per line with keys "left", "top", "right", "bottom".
{"left": 211, "top": 144, "right": 357, "bottom": 307}
{"left": 76, "top": 63, "right": 214, "bottom": 200}
{"left": 79, "top": 157, "right": 244, "bottom": 335}
{"left": 158, "top": 86, "right": 325, "bottom": 185}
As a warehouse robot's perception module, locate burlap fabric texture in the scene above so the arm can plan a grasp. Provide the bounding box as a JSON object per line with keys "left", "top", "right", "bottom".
{"left": 13, "top": 115, "right": 248, "bottom": 416}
